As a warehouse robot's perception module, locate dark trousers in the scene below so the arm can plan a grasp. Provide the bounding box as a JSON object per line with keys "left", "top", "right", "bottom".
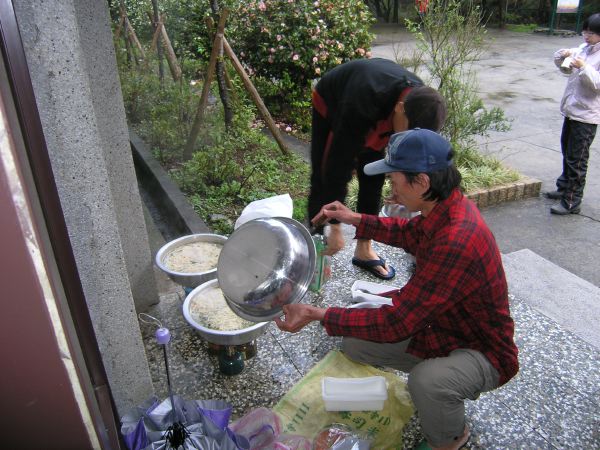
{"left": 308, "top": 108, "right": 385, "bottom": 231}
{"left": 556, "top": 117, "right": 597, "bottom": 209}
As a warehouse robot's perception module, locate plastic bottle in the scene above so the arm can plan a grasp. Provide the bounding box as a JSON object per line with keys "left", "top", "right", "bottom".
{"left": 309, "top": 234, "right": 331, "bottom": 292}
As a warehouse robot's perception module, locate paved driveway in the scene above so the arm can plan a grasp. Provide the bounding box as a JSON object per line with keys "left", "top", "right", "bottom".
{"left": 372, "top": 27, "right": 600, "bottom": 287}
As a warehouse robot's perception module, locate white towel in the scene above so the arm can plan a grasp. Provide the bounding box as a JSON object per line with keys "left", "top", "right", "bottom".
{"left": 350, "top": 280, "right": 398, "bottom": 306}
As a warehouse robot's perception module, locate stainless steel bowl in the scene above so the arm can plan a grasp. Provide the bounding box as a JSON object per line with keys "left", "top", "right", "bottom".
{"left": 182, "top": 279, "right": 269, "bottom": 346}
{"left": 217, "top": 217, "right": 316, "bottom": 322}
{"left": 155, "top": 234, "right": 227, "bottom": 288}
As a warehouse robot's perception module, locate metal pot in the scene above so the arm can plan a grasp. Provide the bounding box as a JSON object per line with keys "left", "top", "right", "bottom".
{"left": 155, "top": 234, "right": 227, "bottom": 288}
{"left": 182, "top": 279, "right": 269, "bottom": 346}
{"left": 217, "top": 217, "right": 316, "bottom": 322}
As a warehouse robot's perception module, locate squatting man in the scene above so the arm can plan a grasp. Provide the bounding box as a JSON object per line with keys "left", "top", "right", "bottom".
{"left": 275, "top": 129, "right": 519, "bottom": 450}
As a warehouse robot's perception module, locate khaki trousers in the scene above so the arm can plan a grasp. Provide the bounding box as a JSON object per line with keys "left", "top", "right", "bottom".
{"left": 341, "top": 337, "right": 500, "bottom": 447}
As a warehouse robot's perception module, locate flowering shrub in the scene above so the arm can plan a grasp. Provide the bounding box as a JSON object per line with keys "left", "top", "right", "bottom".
{"left": 226, "top": 0, "right": 375, "bottom": 94}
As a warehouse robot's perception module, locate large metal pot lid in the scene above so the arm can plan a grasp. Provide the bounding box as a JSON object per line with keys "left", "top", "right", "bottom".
{"left": 217, "top": 217, "right": 317, "bottom": 322}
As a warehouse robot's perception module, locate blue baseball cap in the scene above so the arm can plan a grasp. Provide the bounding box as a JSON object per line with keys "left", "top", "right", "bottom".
{"left": 364, "top": 129, "right": 453, "bottom": 175}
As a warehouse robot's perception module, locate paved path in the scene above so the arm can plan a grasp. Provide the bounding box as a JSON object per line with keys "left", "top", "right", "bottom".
{"left": 371, "top": 26, "right": 600, "bottom": 288}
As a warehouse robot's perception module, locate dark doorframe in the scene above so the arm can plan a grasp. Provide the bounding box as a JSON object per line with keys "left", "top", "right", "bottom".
{"left": 0, "top": 1, "right": 122, "bottom": 448}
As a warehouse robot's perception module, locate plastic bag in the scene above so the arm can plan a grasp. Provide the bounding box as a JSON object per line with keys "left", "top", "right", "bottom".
{"left": 121, "top": 396, "right": 248, "bottom": 450}
{"left": 273, "top": 351, "right": 413, "bottom": 449}
{"left": 235, "top": 194, "right": 293, "bottom": 229}
{"left": 230, "top": 407, "right": 311, "bottom": 450}
{"left": 312, "top": 424, "right": 370, "bottom": 450}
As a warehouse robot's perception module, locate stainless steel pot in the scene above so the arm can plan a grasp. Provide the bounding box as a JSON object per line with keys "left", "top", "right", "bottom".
{"left": 182, "top": 279, "right": 269, "bottom": 346}
{"left": 217, "top": 217, "right": 316, "bottom": 322}
{"left": 155, "top": 234, "right": 227, "bottom": 288}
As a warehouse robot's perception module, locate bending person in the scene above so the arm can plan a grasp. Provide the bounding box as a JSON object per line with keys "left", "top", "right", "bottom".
{"left": 309, "top": 57, "right": 446, "bottom": 280}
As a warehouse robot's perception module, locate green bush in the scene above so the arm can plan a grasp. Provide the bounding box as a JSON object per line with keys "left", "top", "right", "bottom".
{"left": 172, "top": 106, "right": 310, "bottom": 234}
{"left": 223, "top": 0, "right": 375, "bottom": 130}
{"left": 115, "top": 0, "right": 375, "bottom": 131}
{"left": 228, "top": 0, "right": 375, "bottom": 87}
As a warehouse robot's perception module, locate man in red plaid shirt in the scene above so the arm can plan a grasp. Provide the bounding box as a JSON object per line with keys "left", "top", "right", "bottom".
{"left": 275, "top": 129, "right": 519, "bottom": 450}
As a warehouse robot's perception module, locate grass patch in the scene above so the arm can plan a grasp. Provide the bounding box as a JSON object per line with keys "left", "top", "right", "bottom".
{"left": 505, "top": 23, "right": 539, "bottom": 33}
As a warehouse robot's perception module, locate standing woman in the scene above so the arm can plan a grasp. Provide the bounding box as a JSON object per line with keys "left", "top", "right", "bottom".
{"left": 309, "top": 58, "right": 446, "bottom": 279}
{"left": 545, "top": 13, "right": 600, "bottom": 214}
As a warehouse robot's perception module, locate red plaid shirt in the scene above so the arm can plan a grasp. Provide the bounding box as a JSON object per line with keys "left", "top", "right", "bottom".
{"left": 323, "top": 190, "right": 519, "bottom": 385}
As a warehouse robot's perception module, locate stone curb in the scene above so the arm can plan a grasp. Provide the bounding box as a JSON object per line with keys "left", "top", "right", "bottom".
{"left": 130, "top": 128, "right": 210, "bottom": 236}
{"left": 464, "top": 176, "right": 542, "bottom": 209}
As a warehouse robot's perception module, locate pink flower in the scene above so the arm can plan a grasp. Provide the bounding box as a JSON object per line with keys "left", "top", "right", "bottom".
{"left": 268, "top": 55, "right": 274, "bottom": 63}
{"left": 285, "top": 126, "right": 292, "bottom": 132}
{"left": 292, "top": 54, "right": 299, "bottom": 61}
{"left": 270, "top": 47, "right": 276, "bottom": 53}
{"left": 276, "top": 34, "right": 283, "bottom": 41}
{"left": 356, "top": 48, "right": 366, "bottom": 55}
{"left": 366, "top": 51, "right": 372, "bottom": 58}
{"left": 312, "top": 56, "right": 318, "bottom": 63}
{"left": 258, "top": 1, "right": 266, "bottom": 11}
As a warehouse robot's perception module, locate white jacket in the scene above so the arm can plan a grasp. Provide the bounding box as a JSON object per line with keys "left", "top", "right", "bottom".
{"left": 554, "top": 42, "right": 600, "bottom": 125}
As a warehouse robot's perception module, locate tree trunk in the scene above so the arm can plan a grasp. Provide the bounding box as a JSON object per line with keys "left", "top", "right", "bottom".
{"left": 498, "top": 0, "right": 507, "bottom": 28}
{"left": 151, "top": 0, "right": 164, "bottom": 85}
{"left": 373, "top": 0, "right": 383, "bottom": 22}
{"left": 159, "top": 18, "right": 182, "bottom": 81}
{"left": 209, "top": 0, "right": 233, "bottom": 130}
{"left": 223, "top": 37, "right": 289, "bottom": 156}
{"left": 120, "top": 6, "right": 133, "bottom": 66}
{"left": 183, "top": 11, "right": 229, "bottom": 159}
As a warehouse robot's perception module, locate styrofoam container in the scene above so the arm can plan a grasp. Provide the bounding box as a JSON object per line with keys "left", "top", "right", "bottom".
{"left": 321, "top": 376, "right": 388, "bottom": 411}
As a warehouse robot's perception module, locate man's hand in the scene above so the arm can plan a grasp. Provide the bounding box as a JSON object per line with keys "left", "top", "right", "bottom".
{"left": 311, "top": 201, "right": 362, "bottom": 228}
{"left": 274, "top": 304, "right": 327, "bottom": 333}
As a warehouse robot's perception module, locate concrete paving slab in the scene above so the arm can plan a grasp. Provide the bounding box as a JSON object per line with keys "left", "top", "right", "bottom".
{"left": 502, "top": 248, "right": 600, "bottom": 349}
{"left": 482, "top": 197, "right": 600, "bottom": 286}
{"left": 477, "top": 139, "right": 563, "bottom": 184}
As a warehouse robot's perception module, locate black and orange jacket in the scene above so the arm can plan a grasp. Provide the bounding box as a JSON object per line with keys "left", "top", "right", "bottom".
{"left": 313, "top": 58, "right": 423, "bottom": 152}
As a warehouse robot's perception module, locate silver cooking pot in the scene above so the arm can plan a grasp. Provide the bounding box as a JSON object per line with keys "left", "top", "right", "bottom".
{"left": 217, "top": 217, "right": 317, "bottom": 322}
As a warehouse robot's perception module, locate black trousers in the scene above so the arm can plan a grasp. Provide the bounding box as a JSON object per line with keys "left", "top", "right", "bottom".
{"left": 308, "top": 108, "right": 385, "bottom": 232}
{"left": 556, "top": 117, "right": 597, "bottom": 209}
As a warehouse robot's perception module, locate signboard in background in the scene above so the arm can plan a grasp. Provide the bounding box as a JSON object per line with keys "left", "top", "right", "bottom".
{"left": 549, "top": 0, "right": 584, "bottom": 34}
{"left": 557, "top": 0, "right": 580, "bottom": 13}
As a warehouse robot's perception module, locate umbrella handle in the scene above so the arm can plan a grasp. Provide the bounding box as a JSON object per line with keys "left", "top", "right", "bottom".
{"left": 156, "top": 327, "right": 178, "bottom": 423}
{"left": 138, "top": 314, "right": 180, "bottom": 424}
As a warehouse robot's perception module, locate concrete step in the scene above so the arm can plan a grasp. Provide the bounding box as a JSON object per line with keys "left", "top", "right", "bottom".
{"left": 502, "top": 248, "right": 600, "bottom": 350}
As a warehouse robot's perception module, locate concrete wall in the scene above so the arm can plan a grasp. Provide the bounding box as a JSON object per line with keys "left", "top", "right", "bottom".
{"left": 12, "top": 0, "right": 156, "bottom": 414}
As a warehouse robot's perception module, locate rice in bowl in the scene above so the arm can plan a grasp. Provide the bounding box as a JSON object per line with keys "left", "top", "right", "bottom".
{"left": 164, "top": 241, "right": 222, "bottom": 273}
{"left": 189, "top": 285, "right": 253, "bottom": 331}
